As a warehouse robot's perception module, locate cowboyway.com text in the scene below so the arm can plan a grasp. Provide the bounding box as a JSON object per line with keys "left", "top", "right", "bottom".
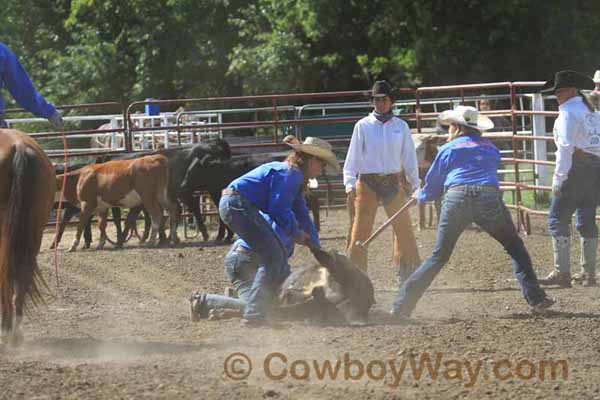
{"left": 223, "top": 351, "right": 568, "bottom": 387}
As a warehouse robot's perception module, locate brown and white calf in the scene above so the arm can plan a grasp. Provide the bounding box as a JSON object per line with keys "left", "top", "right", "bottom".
{"left": 56, "top": 154, "right": 176, "bottom": 251}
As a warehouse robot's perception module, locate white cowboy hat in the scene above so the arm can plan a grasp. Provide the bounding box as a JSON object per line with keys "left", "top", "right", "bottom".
{"left": 593, "top": 70, "right": 600, "bottom": 84}
{"left": 438, "top": 105, "right": 494, "bottom": 131}
{"left": 283, "top": 135, "right": 340, "bottom": 174}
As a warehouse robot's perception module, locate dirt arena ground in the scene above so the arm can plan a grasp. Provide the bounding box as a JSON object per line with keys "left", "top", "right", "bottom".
{"left": 1, "top": 208, "right": 600, "bottom": 399}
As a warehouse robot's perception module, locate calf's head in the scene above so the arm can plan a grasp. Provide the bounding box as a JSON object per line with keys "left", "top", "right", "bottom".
{"left": 279, "top": 246, "right": 375, "bottom": 326}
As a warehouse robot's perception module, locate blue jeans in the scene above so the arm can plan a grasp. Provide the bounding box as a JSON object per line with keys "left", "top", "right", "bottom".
{"left": 204, "top": 242, "right": 259, "bottom": 312}
{"left": 219, "top": 193, "right": 290, "bottom": 320}
{"left": 392, "top": 185, "right": 547, "bottom": 315}
{"left": 548, "top": 154, "right": 600, "bottom": 238}
{"left": 0, "top": 117, "right": 7, "bottom": 129}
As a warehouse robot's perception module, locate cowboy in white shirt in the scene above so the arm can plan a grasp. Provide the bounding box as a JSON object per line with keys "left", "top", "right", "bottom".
{"left": 538, "top": 70, "right": 600, "bottom": 287}
{"left": 344, "top": 80, "right": 420, "bottom": 285}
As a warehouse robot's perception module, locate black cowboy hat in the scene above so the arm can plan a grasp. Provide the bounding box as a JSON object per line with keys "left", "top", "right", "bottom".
{"left": 540, "top": 70, "right": 594, "bottom": 93}
{"left": 371, "top": 80, "right": 395, "bottom": 98}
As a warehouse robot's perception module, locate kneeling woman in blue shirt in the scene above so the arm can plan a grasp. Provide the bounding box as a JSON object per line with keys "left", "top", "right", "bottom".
{"left": 219, "top": 136, "right": 339, "bottom": 325}
{"left": 391, "top": 106, "right": 554, "bottom": 318}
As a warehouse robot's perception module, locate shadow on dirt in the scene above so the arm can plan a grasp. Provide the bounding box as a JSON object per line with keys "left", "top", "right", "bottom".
{"left": 427, "top": 287, "right": 520, "bottom": 294}
{"left": 22, "top": 338, "right": 206, "bottom": 361}
{"left": 501, "top": 310, "right": 600, "bottom": 320}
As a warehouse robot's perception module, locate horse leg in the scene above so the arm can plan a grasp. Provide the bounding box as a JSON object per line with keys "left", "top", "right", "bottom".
{"left": 142, "top": 208, "right": 151, "bottom": 243}
{"left": 112, "top": 207, "right": 123, "bottom": 246}
{"left": 96, "top": 209, "right": 109, "bottom": 250}
{"left": 0, "top": 299, "right": 13, "bottom": 346}
{"left": 51, "top": 204, "right": 79, "bottom": 249}
{"left": 69, "top": 202, "right": 95, "bottom": 252}
{"left": 83, "top": 220, "right": 92, "bottom": 249}
{"left": 10, "top": 285, "right": 25, "bottom": 347}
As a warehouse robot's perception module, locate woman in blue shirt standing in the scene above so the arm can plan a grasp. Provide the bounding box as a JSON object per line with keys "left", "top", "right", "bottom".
{"left": 391, "top": 106, "right": 554, "bottom": 319}
{"left": 218, "top": 136, "right": 339, "bottom": 325}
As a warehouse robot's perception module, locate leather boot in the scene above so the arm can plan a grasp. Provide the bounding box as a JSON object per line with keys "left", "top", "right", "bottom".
{"left": 539, "top": 236, "right": 571, "bottom": 288}
{"left": 573, "top": 237, "right": 597, "bottom": 287}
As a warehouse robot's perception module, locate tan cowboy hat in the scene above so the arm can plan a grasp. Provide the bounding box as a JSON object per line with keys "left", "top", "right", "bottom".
{"left": 283, "top": 135, "right": 340, "bottom": 174}
{"left": 594, "top": 70, "right": 600, "bottom": 84}
{"left": 438, "top": 105, "right": 494, "bottom": 131}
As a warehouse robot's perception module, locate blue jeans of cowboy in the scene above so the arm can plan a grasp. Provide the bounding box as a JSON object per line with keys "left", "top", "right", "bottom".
{"left": 392, "top": 185, "right": 548, "bottom": 316}
{"left": 548, "top": 154, "right": 600, "bottom": 238}
{"left": 219, "top": 193, "right": 290, "bottom": 321}
{"left": 203, "top": 242, "right": 260, "bottom": 312}
{"left": 0, "top": 116, "right": 7, "bottom": 129}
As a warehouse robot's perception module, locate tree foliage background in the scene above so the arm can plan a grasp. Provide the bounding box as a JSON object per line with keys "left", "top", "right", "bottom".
{"left": 1, "top": 0, "right": 599, "bottom": 107}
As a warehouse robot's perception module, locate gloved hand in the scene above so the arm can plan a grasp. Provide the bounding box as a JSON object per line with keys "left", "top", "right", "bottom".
{"left": 552, "top": 181, "right": 562, "bottom": 197}
{"left": 294, "top": 231, "right": 311, "bottom": 246}
{"left": 48, "top": 110, "right": 64, "bottom": 131}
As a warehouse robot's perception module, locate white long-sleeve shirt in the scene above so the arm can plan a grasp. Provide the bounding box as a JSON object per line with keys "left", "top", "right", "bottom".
{"left": 553, "top": 96, "right": 600, "bottom": 187}
{"left": 343, "top": 113, "right": 420, "bottom": 192}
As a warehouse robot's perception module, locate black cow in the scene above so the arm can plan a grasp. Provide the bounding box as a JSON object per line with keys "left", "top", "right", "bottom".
{"left": 179, "top": 152, "right": 321, "bottom": 243}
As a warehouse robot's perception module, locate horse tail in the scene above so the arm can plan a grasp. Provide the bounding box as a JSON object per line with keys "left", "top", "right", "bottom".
{"left": 0, "top": 143, "right": 43, "bottom": 317}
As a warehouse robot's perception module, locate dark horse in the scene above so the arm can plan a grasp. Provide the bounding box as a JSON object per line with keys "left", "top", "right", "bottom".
{"left": 0, "top": 129, "right": 55, "bottom": 346}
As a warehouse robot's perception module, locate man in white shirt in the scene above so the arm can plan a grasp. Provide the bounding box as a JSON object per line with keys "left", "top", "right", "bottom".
{"left": 538, "top": 70, "right": 600, "bottom": 288}
{"left": 344, "top": 80, "right": 420, "bottom": 285}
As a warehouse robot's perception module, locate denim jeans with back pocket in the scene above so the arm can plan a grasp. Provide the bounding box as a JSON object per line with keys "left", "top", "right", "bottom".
{"left": 548, "top": 153, "right": 600, "bottom": 238}
{"left": 203, "top": 241, "right": 260, "bottom": 312}
{"left": 219, "top": 193, "right": 290, "bottom": 320}
{"left": 392, "top": 185, "right": 548, "bottom": 315}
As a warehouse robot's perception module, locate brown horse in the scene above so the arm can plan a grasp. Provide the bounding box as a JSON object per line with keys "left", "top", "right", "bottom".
{"left": 0, "top": 129, "right": 55, "bottom": 346}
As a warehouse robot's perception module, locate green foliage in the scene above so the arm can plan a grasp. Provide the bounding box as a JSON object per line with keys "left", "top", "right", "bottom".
{"left": 2, "top": 0, "right": 600, "bottom": 105}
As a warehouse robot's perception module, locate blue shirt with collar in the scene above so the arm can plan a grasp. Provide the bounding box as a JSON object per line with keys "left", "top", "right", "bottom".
{"left": 417, "top": 134, "right": 500, "bottom": 203}
{"left": 0, "top": 42, "right": 57, "bottom": 118}
{"left": 228, "top": 161, "right": 320, "bottom": 248}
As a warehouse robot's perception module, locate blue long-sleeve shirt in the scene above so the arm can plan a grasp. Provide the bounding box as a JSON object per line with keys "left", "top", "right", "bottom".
{"left": 229, "top": 161, "right": 319, "bottom": 248}
{"left": 0, "top": 42, "right": 57, "bottom": 118}
{"left": 239, "top": 199, "right": 321, "bottom": 258}
{"left": 417, "top": 134, "right": 501, "bottom": 203}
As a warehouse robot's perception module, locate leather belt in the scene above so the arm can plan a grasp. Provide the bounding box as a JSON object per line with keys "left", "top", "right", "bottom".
{"left": 447, "top": 184, "right": 498, "bottom": 192}
{"left": 222, "top": 188, "right": 240, "bottom": 196}
{"left": 233, "top": 244, "right": 252, "bottom": 254}
{"left": 574, "top": 148, "right": 600, "bottom": 161}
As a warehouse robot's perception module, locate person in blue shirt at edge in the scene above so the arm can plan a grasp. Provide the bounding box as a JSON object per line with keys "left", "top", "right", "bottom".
{"left": 537, "top": 70, "right": 600, "bottom": 288}
{"left": 390, "top": 105, "right": 555, "bottom": 320}
{"left": 190, "top": 135, "right": 339, "bottom": 326}
{"left": 0, "top": 42, "right": 63, "bottom": 130}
